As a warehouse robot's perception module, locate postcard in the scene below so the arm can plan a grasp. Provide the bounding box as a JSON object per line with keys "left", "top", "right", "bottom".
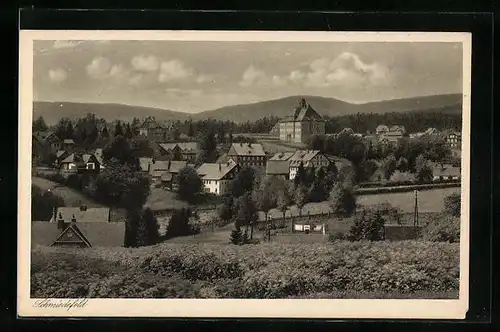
{"left": 18, "top": 30, "right": 471, "bottom": 319}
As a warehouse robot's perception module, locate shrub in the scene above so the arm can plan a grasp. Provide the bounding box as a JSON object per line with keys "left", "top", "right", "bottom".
{"left": 166, "top": 208, "right": 199, "bottom": 239}
{"left": 443, "top": 192, "right": 461, "bottom": 217}
{"left": 31, "top": 241, "right": 459, "bottom": 299}
{"left": 389, "top": 171, "right": 416, "bottom": 183}
{"left": 31, "top": 185, "right": 65, "bottom": 221}
{"left": 371, "top": 201, "right": 403, "bottom": 225}
{"left": 422, "top": 214, "right": 460, "bottom": 243}
{"left": 230, "top": 227, "right": 243, "bottom": 245}
{"left": 328, "top": 231, "right": 345, "bottom": 242}
{"left": 347, "top": 209, "right": 386, "bottom": 241}
{"left": 329, "top": 182, "right": 357, "bottom": 217}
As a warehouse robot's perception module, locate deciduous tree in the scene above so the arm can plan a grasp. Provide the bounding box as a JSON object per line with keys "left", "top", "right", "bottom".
{"left": 177, "top": 166, "right": 202, "bottom": 202}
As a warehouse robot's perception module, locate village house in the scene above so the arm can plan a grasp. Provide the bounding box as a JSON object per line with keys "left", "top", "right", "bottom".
{"left": 158, "top": 142, "right": 198, "bottom": 163}
{"left": 31, "top": 206, "right": 124, "bottom": 248}
{"left": 432, "top": 165, "right": 461, "bottom": 181}
{"left": 227, "top": 142, "right": 267, "bottom": 167}
{"left": 196, "top": 159, "right": 239, "bottom": 195}
{"left": 279, "top": 98, "right": 326, "bottom": 143}
{"left": 379, "top": 131, "right": 404, "bottom": 147}
{"left": 288, "top": 150, "right": 330, "bottom": 180}
{"left": 445, "top": 131, "right": 462, "bottom": 150}
{"left": 32, "top": 131, "right": 63, "bottom": 165}
{"left": 148, "top": 159, "right": 189, "bottom": 188}
{"left": 138, "top": 117, "right": 173, "bottom": 142}
{"left": 58, "top": 153, "right": 101, "bottom": 173}
{"left": 265, "top": 151, "right": 295, "bottom": 179}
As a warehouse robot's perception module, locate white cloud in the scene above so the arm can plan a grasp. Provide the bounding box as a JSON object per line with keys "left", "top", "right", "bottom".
{"left": 295, "top": 52, "right": 390, "bottom": 88}
{"left": 196, "top": 74, "right": 214, "bottom": 84}
{"left": 86, "top": 57, "right": 112, "bottom": 79}
{"left": 53, "top": 40, "right": 84, "bottom": 49}
{"left": 239, "top": 65, "right": 267, "bottom": 87}
{"left": 109, "top": 64, "right": 130, "bottom": 79}
{"left": 239, "top": 66, "right": 288, "bottom": 87}
{"left": 131, "top": 55, "right": 159, "bottom": 72}
{"left": 158, "top": 59, "right": 193, "bottom": 82}
{"left": 48, "top": 68, "right": 68, "bottom": 82}
{"left": 165, "top": 88, "right": 204, "bottom": 98}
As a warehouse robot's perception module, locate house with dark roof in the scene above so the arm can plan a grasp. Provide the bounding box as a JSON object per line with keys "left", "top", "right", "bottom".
{"left": 432, "top": 165, "right": 461, "bottom": 181}
{"left": 197, "top": 159, "right": 239, "bottom": 195}
{"left": 50, "top": 206, "right": 111, "bottom": 223}
{"left": 59, "top": 153, "right": 101, "bottom": 173}
{"left": 288, "top": 150, "right": 330, "bottom": 180}
{"left": 158, "top": 142, "right": 198, "bottom": 163}
{"left": 266, "top": 152, "right": 295, "bottom": 179}
{"left": 279, "top": 98, "right": 326, "bottom": 143}
{"left": 138, "top": 117, "right": 173, "bottom": 142}
{"left": 32, "top": 219, "right": 125, "bottom": 248}
{"left": 227, "top": 142, "right": 267, "bottom": 167}
{"left": 32, "top": 131, "right": 63, "bottom": 165}
{"left": 148, "top": 160, "right": 188, "bottom": 188}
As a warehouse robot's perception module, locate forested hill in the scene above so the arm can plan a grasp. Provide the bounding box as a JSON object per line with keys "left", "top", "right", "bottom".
{"left": 34, "top": 93, "right": 462, "bottom": 125}
{"left": 195, "top": 94, "right": 462, "bottom": 123}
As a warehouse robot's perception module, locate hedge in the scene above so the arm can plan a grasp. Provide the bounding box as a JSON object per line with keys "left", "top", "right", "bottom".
{"left": 32, "top": 241, "right": 459, "bottom": 299}
{"left": 355, "top": 182, "right": 461, "bottom": 196}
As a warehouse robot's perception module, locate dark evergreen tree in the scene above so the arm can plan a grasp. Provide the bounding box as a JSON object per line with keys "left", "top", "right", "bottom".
{"left": 114, "top": 121, "right": 124, "bottom": 137}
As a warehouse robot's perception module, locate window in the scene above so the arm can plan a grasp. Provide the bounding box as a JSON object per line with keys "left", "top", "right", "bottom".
{"left": 87, "top": 163, "right": 95, "bottom": 170}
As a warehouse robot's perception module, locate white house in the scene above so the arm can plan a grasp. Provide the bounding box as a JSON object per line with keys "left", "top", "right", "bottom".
{"left": 197, "top": 159, "right": 239, "bottom": 195}
{"left": 288, "top": 150, "right": 330, "bottom": 180}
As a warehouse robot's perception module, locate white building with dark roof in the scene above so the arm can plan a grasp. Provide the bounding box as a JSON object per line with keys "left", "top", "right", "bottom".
{"left": 197, "top": 159, "right": 239, "bottom": 195}
{"left": 279, "top": 98, "right": 326, "bottom": 143}
{"left": 227, "top": 142, "right": 267, "bottom": 167}
{"left": 288, "top": 150, "right": 330, "bottom": 180}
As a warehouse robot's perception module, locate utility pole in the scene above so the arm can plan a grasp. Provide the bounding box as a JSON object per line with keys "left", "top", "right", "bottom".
{"left": 413, "top": 190, "right": 419, "bottom": 227}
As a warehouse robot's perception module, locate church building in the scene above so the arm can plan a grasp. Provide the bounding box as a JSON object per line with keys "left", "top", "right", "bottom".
{"left": 279, "top": 98, "right": 326, "bottom": 143}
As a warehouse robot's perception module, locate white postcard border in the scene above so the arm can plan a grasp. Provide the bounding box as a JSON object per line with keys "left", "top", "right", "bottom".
{"left": 18, "top": 30, "right": 472, "bottom": 319}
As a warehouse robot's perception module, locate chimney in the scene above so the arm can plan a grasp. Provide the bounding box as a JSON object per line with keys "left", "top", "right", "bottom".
{"left": 56, "top": 211, "right": 65, "bottom": 230}
{"left": 71, "top": 214, "right": 77, "bottom": 224}
{"left": 218, "top": 164, "right": 222, "bottom": 171}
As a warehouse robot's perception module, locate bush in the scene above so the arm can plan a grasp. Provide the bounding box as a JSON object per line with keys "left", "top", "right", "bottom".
{"left": 230, "top": 227, "right": 243, "bottom": 245}
{"left": 389, "top": 171, "right": 416, "bottom": 183}
{"left": 31, "top": 185, "right": 65, "bottom": 221}
{"left": 166, "top": 208, "right": 199, "bottom": 239}
{"left": 329, "top": 182, "right": 357, "bottom": 217}
{"left": 31, "top": 241, "right": 460, "bottom": 299}
{"left": 422, "top": 214, "right": 460, "bottom": 243}
{"left": 371, "top": 202, "right": 403, "bottom": 225}
{"left": 347, "top": 209, "right": 386, "bottom": 241}
{"left": 328, "top": 231, "right": 346, "bottom": 242}
{"left": 443, "top": 192, "right": 461, "bottom": 217}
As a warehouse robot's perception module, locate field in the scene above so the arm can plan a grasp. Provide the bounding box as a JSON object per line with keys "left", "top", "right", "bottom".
{"left": 31, "top": 241, "right": 460, "bottom": 299}
{"left": 32, "top": 176, "right": 102, "bottom": 208}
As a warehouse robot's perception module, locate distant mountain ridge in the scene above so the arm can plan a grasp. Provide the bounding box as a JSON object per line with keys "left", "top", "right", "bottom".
{"left": 33, "top": 93, "right": 462, "bottom": 125}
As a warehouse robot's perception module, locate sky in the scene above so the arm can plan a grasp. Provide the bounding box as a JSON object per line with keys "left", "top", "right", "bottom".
{"left": 33, "top": 40, "right": 463, "bottom": 113}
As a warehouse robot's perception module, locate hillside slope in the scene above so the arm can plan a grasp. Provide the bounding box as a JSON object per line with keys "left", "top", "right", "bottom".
{"left": 33, "top": 101, "right": 190, "bottom": 125}
{"left": 196, "top": 94, "right": 463, "bottom": 123}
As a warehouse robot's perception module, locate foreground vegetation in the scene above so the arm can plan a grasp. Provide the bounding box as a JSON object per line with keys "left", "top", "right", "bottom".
{"left": 31, "top": 241, "right": 459, "bottom": 299}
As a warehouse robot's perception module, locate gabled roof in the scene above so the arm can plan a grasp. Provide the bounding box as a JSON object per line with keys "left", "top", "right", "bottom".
{"left": 60, "top": 153, "right": 78, "bottom": 164}
{"left": 148, "top": 160, "right": 188, "bottom": 177}
{"left": 33, "top": 131, "right": 61, "bottom": 143}
{"left": 52, "top": 207, "right": 110, "bottom": 223}
{"left": 228, "top": 143, "right": 266, "bottom": 156}
{"left": 56, "top": 150, "right": 68, "bottom": 158}
{"left": 82, "top": 154, "right": 99, "bottom": 164}
{"left": 266, "top": 160, "right": 291, "bottom": 175}
{"left": 63, "top": 139, "right": 75, "bottom": 144}
{"left": 52, "top": 223, "right": 92, "bottom": 248}
{"left": 289, "top": 150, "right": 323, "bottom": 166}
{"left": 433, "top": 166, "right": 461, "bottom": 178}
{"left": 32, "top": 221, "right": 125, "bottom": 248}
{"left": 197, "top": 159, "right": 238, "bottom": 180}
{"left": 280, "top": 98, "right": 324, "bottom": 122}
{"left": 268, "top": 151, "right": 294, "bottom": 161}
{"left": 159, "top": 142, "right": 198, "bottom": 152}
